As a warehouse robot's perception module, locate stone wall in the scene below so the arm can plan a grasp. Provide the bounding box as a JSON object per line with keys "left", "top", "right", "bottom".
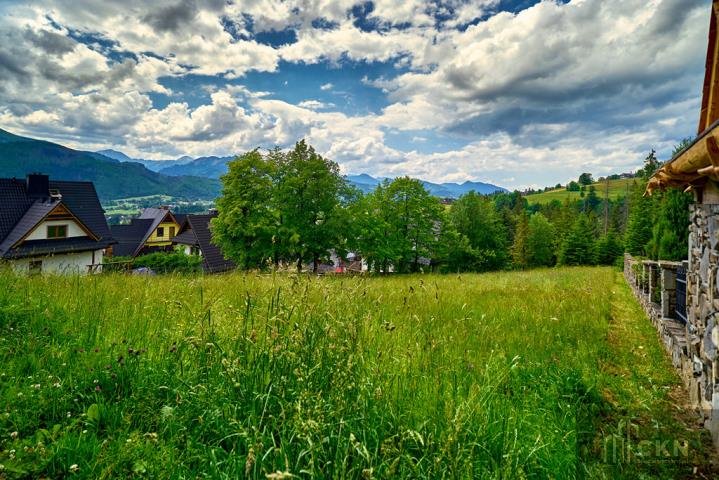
{"left": 625, "top": 205, "right": 719, "bottom": 450}
{"left": 687, "top": 204, "right": 719, "bottom": 446}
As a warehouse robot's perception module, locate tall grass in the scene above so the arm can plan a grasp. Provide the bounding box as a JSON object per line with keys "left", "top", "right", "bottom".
{"left": 0, "top": 267, "right": 703, "bottom": 478}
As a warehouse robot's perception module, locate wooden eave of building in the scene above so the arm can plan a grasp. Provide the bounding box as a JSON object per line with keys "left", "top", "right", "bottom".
{"left": 647, "top": 1, "right": 719, "bottom": 195}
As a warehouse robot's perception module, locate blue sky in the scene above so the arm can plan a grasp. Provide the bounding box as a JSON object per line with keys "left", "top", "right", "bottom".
{"left": 0, "top": 0, "right": 710, "bottom": 189}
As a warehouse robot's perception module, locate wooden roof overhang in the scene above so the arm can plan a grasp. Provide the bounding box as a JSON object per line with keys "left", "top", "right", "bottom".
{"left": 647, "top": 1, "right": 719, "bottom": 195}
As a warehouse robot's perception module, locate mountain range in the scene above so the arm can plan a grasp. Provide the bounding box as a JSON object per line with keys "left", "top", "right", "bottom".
{"left": 100, "top": 151, "right": 508, "bottom": 197}
{"left": 0, "top": 128, "right": 506, "bottom": 200}
{"left": 0, "top": 129, "right": 219, "bottom": 200}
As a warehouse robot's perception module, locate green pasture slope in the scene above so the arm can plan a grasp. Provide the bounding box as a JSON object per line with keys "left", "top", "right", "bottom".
{"left": 0, "top": 268, "right": 716, "bottom": 478}
{"left": 526, "top": 178, "right": 639, "bottom": 205}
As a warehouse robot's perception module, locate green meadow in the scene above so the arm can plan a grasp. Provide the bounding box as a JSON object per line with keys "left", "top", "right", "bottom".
{"left": 525, "top": 178, "right": 638, "bottom": 205}
{"left": 0, "top": 268, "right": 715, "bottom": 478}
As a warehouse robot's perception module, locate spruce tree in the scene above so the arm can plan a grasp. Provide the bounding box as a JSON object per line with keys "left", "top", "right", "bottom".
{"left": 559, "top": 214, "right": 597, "bottom": 265}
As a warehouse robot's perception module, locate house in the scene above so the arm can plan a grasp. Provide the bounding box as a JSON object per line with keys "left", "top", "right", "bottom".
{"left": 171, "top": 212, "right": 235, "bottom": 273}
{"left": 643, "top": 0, "right": 719, "bottom": 447}
{"left": 110, "top": 206, "right": 183, "bottom": 258}
{"left": 0, "top": 173, "right": 115, "bottom": 274}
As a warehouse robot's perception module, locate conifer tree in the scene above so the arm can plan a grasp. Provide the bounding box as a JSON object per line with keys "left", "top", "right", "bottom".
{"left": 559, "top": 214, "right": 597, "bottom": 265}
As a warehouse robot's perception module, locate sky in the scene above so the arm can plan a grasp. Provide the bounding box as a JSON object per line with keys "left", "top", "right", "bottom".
{"left": 0, "top": 0, "right": 711, "bottom": 190}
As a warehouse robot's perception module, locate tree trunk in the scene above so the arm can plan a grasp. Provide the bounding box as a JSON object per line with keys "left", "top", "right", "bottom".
{"left": 296, "top": 257, "right": 302, "bottom": 273}
{"left": 312, "top": 255, "right": 319, "bottom": 273}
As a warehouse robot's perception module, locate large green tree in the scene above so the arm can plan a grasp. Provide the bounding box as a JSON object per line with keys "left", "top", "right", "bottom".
{"left": 385, "top": 177, "right": 443, "bottom": 272}
{"left": 451, "top": 191, "right": 509, "bottom": 271}
{"left": 275, "top": 140, "right": 348, "bottom": 272}
{"left": 212, "top": 150, "right": 277, "bottom": 269}
{"left": 624, "top": 180, "right": 654, "bottom": 256}
{"left": 526, "top": 213, "right": 556, "bottom": 267}
{"left": 645, "top": 139, "right": 693, "bottom": 261}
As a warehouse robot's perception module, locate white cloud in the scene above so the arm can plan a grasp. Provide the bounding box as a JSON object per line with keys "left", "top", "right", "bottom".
{"left": 0, "top": 0, "right": 711, "bottom": 190}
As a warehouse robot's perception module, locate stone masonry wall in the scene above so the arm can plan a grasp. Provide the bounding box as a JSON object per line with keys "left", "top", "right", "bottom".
{"left": 623, "top": 203, "right": 719, "bottom": 450}
{"left": 624, "top": 253, "right": 718, "bottom": 450}
{"left": 687, "top": 204, "right": 719, "bottom": 445}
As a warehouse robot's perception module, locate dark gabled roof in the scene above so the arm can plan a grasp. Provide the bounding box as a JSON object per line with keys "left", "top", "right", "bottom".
{"left": 172, "top": 213, "right": 235, "bottom": 273}
{"left": 0, "top": 201, "right": 57, "bottom": 254}
{"left": 174, "top": 213, "right": 187, "bottom": 225}
{"left": 110, "top": 218, "right": 154, "bottom": 257}
{"left": 0, "top": 177, "right": 114, "bottom": 259}
{"left": 108, "top": 207, "right": 179, "bottom": 258}
{"left": 171, "top": 228, "right": 198, "bottom": 246}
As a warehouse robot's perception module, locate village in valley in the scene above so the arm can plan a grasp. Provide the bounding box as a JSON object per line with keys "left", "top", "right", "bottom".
{"left": 3, "top": 1, "right": 719, "bottom": 479}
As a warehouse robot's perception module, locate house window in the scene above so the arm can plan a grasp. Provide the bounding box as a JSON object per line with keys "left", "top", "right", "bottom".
{"left": 157, "top": 227, "right": 164, "bottom": 237}
{"left": 169, "top": 226, "right": 176, "bottom": 238}
{"left": 29, "top": 260, "right": 42, "bottom": 275}
{"left": 47, "top": 225, "right": 67, "bottom": 239}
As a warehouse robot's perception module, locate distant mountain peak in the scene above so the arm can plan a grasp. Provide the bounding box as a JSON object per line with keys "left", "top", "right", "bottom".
{"left": 97, "top": 149, "right": 133, "bottom": 162}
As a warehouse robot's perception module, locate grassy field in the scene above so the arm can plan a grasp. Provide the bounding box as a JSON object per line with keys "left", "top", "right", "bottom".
{"left": 525, "top": 178, "right": 639, "bottom": 205}
{"left": 0, "top": 268, "right": 716, "bottom": 478}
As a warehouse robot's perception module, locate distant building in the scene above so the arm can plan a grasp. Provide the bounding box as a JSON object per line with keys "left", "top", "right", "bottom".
{"left": 110, "top": 206, "right": 183, "bottom": 257}
{"left": 172, "top": 212, "right": 235, "bottom": 273}
{"left": 0, "top": 173, "right": 115, "bottom": 274}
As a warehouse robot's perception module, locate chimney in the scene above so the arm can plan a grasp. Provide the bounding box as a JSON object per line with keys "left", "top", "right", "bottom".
{"left": 26, "top": 173, "right": 50, "bottom": 200}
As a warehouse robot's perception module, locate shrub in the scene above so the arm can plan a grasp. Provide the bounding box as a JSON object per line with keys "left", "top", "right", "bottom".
{"left": 132, "top": 252, "right": 202, "bottom": 274}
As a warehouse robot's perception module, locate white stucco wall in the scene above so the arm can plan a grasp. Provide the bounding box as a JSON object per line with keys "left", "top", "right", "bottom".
{"left": 10, "top": 249, "right": 104, "bottom": 275}
{"left": 25, "top": 219, "right": 87, "bottom": 240}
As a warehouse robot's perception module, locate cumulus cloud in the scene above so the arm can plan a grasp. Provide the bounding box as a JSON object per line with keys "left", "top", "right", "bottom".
{"left": 0, "top": 0, "right": 711, "bottom": 189}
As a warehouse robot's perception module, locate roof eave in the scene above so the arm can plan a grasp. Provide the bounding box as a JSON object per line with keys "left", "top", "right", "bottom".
{"left": 646, "top": 120, "right": 719, "bottom": 195}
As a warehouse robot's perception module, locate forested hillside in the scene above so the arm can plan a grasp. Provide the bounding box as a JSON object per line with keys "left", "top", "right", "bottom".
{"left": 0, "top": 129, "right": 220, "bottom": 200}
{"left": 212, "top": 141, "right": 691, "bottom": 273}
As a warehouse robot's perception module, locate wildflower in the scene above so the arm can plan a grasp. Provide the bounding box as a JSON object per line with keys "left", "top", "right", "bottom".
{"left": 0, "top": 464, "right": 4, "bottom": 471}
{"left": 93, "top": 379, "right": 99, "bottom": 384}
{"left": 10, "top": 431, "right": 18, "bottom": 439}
{"left": 53, "top": 382, "right": 61, "bottom": 388}
{"left": 95, "top": 385, "right": 101, "bottom": 392}
{"left": 8, "top": 449, "right": 15, "bottom": 459}
{"left": 16, "top": 393, "right": 22, "bottom": 397}
{"left": 32, "top": 384, "right": 41, "bottom": 389}
{"left": 69, "top": 464, "right": 79, "bottom": 473}
{"left": 67, "top": 412, "right": 71, "bottom": 418}
{"left": 143, "top": 432, "right": 158, "bottom": 442}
